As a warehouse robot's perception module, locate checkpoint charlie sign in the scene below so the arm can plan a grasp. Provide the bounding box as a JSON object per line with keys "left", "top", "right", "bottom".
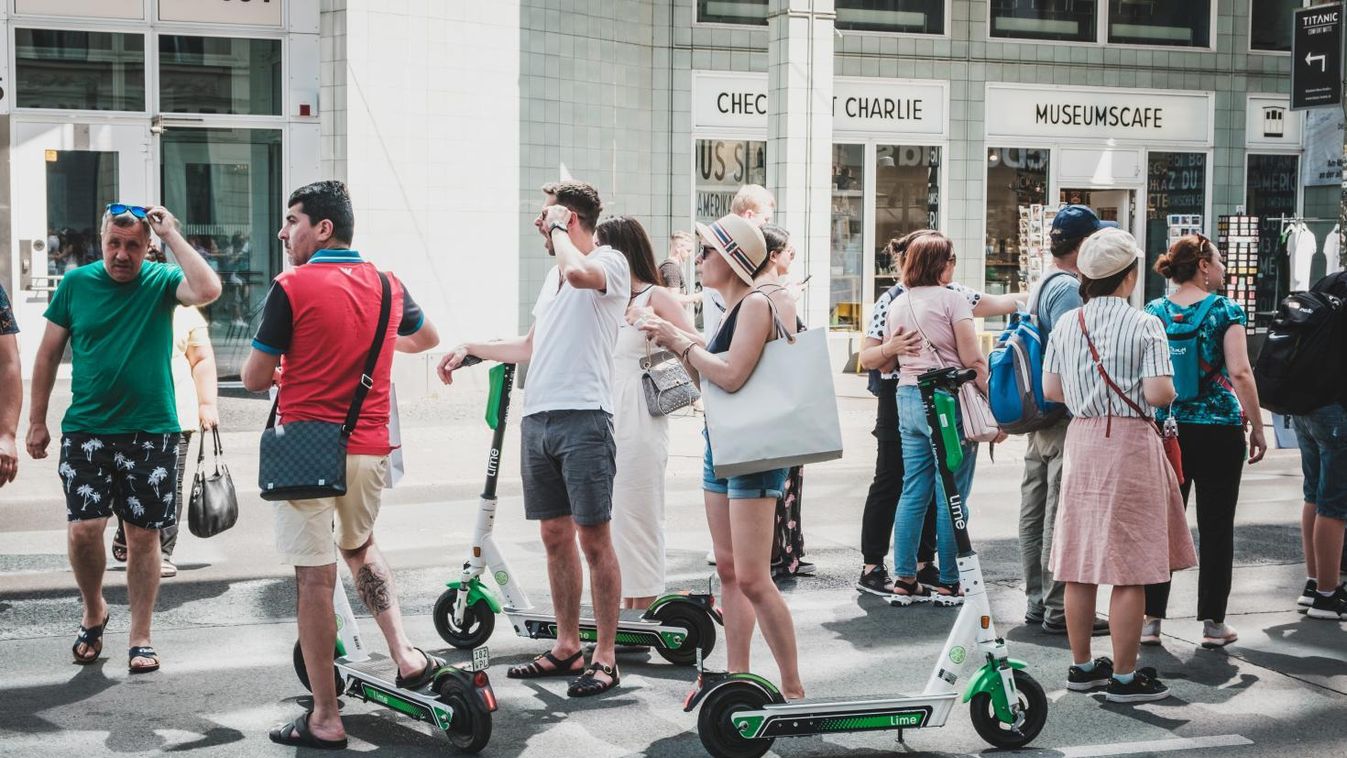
{"left": 692, "top": 71, "right": 947, "bottom": 137}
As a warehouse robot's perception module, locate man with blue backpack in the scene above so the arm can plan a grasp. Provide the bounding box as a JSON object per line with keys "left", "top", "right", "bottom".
{"left": 993, "top": 205, "right": 1110, "bottom": 635}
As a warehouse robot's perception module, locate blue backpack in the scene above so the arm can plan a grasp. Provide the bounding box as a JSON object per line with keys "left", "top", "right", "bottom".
{"left": 1162, "top": 294, "right": 1222, "bottom": 402}
{"left": 988, "top": 272, "right": 1069, "bottom": 434}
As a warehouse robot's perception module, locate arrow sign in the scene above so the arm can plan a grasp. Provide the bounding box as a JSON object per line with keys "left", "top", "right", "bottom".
{"left": 1291, "top": 5, "right": 1342, "bottom": 110}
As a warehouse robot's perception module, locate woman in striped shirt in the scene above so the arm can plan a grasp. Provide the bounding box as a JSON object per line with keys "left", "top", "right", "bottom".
{"left": 1042, "top": 228, "right": 1197, "bottom": 705}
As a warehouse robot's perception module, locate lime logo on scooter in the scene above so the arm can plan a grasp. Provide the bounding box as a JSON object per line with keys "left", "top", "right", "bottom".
{"left": 948, "top": 646, "right": 966, "bottom": 665}
{"left": 494, "top": 570, "right": 509, "bottom": 586}
{"left": 487, "top": 448, "right": 500, "bottom": 478}
{"left": 949, "top": 493, "right": 967, "bottom": 531}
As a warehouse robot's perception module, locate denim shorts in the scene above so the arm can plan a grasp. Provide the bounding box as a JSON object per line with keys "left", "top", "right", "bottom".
{"left": 1294, "top": 402, "right": 1347, "bottom": 520}
{"left": 521, "top": 410, "right": 616, "bottom": 526}
{"left": 701, "top": 428, "right": 788, "bottom": 500}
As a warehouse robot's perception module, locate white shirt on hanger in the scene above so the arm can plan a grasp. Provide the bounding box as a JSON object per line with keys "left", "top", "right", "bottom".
{"left": 1325, "top": 225, "right": 1342, "bottom": 278}
{"left": 1289, "top": 222, "right": 1317, "bottom": 292}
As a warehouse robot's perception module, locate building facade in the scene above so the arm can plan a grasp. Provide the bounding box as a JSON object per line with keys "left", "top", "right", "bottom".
{"left": 3, "top": 0, "right": 1338, "bottom": 384}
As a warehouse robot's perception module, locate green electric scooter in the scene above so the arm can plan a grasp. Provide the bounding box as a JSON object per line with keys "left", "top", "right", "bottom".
{"left": 432, "top": 359, "right": 722, "bottom": 665}
{"left": 685, "top": 367, "right": 1048, "bottom": 757}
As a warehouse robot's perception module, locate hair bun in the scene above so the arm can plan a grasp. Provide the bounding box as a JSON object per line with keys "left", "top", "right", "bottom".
{"left": 1154, "top": 253, "right": 1173, "bottom": 277}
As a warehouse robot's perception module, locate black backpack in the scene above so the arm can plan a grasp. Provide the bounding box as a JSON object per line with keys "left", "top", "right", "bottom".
{"left": 1254, "top": 271, "right": 1347, "bottom": 415}
{"left": 867, "top": 282, "right": 907, "bottom": 397}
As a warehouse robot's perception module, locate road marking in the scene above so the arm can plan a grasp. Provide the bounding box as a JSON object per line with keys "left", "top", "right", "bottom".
{"left": 1031, "top": 734, "right": 1253, "bottom": 757}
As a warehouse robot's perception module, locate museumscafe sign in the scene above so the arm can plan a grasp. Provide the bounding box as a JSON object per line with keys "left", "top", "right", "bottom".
{"left": 985, "top": 84, "right": 1213, "bottom": 145}
{"left": 691, "top": 71, "right": 947, "bottom": 136}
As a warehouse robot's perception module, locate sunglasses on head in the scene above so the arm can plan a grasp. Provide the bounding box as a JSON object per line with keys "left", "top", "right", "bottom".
{"left": 106, "top": 203, "right": 149, "bottom": 219}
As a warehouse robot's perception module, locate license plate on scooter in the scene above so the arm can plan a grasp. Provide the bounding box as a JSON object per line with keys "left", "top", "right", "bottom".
{"left": 472, "top": 646, "right": 491, "bottom": 672}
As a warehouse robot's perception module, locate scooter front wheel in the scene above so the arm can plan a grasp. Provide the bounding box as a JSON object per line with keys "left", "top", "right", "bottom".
{"left": 969, "top": 669, "right": 1047, "bottom": 749}
{"left": 433, "top": 588, "right": 496, "bottom": 649}
{"left": 292, "top": 639, "right": 345, "bottom": 695}
{"left": 696, "top": 681, "right": 774, "bottom": 758}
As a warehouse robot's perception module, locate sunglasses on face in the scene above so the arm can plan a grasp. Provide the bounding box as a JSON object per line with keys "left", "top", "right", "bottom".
{"left": 697, "top": 245, "right": 716, "bottom": 262}
{"left": 106, "top": 203, "right": 149, "bottom": 219}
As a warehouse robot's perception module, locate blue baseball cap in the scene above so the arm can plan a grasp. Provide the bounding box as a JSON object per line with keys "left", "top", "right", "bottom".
{"left": 1050, "top": 205, "right": 1108, "bottom": 245}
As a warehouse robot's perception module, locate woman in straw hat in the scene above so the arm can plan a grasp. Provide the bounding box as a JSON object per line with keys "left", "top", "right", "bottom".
{"left": 1041, "top": 227, "right": 1196, "bottom": 705}
{"left": 637, "top": 212, "right": 804, "bottom": 700}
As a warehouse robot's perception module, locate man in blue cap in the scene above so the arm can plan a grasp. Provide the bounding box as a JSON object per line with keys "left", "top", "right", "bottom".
{"left": 1021, "top": 204, "right": 1111, "bottom": 635}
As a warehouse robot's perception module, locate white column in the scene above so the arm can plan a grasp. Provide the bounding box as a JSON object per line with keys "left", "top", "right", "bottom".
{"left": 768, "top": 0, "right": 834, "bottom": 331}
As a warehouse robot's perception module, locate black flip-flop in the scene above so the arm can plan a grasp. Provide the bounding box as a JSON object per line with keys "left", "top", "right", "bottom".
{"left": 507, "top": 649, "right": 585, "bottom": 679}
{"left": 268, "top": 712, "right": 348, "bottom": 751}
{"left": 72, "top": 613, "right": 109, "bottom": 665}
{"left": 128, "top": 646, "right": 160, "bottom": 674}
{"left": 567, "top": 661, "right": 620, "bottom": 698}
{"left": 395, "top": 648, "right": 446, "bottom": 691}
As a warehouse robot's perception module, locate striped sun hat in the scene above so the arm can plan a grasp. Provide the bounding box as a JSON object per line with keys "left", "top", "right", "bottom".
{"left": 695, "top": 213, "right": 767, "bottom": 286}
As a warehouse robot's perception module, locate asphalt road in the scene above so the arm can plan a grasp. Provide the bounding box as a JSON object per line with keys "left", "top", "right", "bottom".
{"left": 1, "top": 376, "right": 1343, "bottom": 757}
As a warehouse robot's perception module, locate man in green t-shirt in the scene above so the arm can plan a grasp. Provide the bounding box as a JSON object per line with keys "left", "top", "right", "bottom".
{"left": 27, "top": 205, "right": 221, "bottom": 673}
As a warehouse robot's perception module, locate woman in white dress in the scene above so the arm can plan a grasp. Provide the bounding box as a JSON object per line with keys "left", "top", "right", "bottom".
{"left": 596, "top": 216, "right": 702, "bottom": 609}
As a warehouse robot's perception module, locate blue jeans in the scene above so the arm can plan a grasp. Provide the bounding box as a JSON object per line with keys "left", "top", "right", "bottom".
{"left": 893, "top": 384, "right": 978, "bottom": 584}
{"left": 1294, "top": 402, "right": 1347, "bottom": 520}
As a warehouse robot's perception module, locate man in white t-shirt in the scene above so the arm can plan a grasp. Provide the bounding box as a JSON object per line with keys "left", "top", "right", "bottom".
{"left": 439, "top": 181, "right": 629, "bottom": 698}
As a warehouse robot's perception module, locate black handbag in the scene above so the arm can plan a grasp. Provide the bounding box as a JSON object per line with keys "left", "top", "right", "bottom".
{"left": 257, "top": 271, "right": 392, "bottom": 501}
{"left": 188, "top": 427, "right": 239, "bottom": 538}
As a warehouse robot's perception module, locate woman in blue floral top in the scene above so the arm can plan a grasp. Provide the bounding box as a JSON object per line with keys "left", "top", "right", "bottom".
{"left": 1141, "top": 234, "right": 1267, "bottom": 649}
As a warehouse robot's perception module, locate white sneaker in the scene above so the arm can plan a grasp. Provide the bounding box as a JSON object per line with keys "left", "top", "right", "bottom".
{"left": 1139, "top": 617, "right": 1162, "bottom": 646}
{"left": 705, "top": 550, "right": 716, "bottom": 566}
{"left": 1200, "top": 620, "right": 1238, "bottom": 649}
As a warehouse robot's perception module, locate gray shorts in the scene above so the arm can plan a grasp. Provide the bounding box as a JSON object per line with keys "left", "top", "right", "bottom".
{"left": 521, "top": 410, "right": 616, "bottom": 526}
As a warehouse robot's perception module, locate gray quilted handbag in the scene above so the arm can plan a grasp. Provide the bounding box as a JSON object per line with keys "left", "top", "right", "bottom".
{"left": 641, "top": 343, "right": 700, "bottom": 417}
{"left": 258, "top": 272, "right": 392, "bottom": 501}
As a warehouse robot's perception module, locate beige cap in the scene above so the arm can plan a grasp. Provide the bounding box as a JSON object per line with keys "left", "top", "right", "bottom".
{"left": 696, "top": 214, "right": 768, "bottom": 286}
{"left": 1077, "top": 227, "right": 1142, "bottom": 279}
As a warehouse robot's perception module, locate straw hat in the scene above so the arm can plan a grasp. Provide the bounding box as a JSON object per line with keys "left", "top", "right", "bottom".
{"left": 696, "top": 214, "right": 768, "bottom": 286}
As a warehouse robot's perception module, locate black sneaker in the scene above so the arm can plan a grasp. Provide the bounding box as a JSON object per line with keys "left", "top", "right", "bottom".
{"left": 794, "top": 561, "right": 817, "bottom": 577}
{"left": 856, "top": 565, "right": 894, "bottom": 597}
{"left": 1298, "top": 579, "right": 1318, "bottom": 611}
{"left": 1042, "top": 614, "right": 1110, "bottom": 636}
{"left": 1306, "top": 586, "right": 1347, "bottom": 620}
{"left": 916, "top": 563, "right": 941, "bottom": 587}
{"left": 1067, "top": 657, "right": 1113, "bottom": 691}
{"left": 1105, "top": 669, "right": 1170, "bottom": 704}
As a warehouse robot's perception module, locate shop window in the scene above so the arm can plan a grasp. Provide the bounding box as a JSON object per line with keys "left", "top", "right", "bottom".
{"left": 990, "top": 0, "right": 1097, "bottom": 42}
{"left": 1145, "top": 152, "right": 1207, "bottom": 301}
{"left": 831, "top": 144, "right": 866, "bottom": 330}
{"left": 1108, "top": 0, "right": 1211, "bottom": 47}
{"left": 984, "top": 148, "right": 1049, "bottom": 313}
{"left": 836, "top": 0, "right": 945, "bottom": 34}
{"left": 15, "top": 29, "right": 145, "bottom": 111}
{"left": 698, "top": 0, "right": 767, "bottom": 25}
{"left": 161, "top": 128, "right": 283, "bottom": 380}
{"left": 874, "top": 145, "right": 941, "bottom": 296}
{"left": 695, "top": 139, "right": 768, "bottom": 225}
{"left": 1245, "top": 154, "right": 1299, "bottom": 319}
{"left": 160, "top": 36, "right": 282, "bottom": 116}
{"left": 1250, "top": 0, "right": 1298, "bottom": 52}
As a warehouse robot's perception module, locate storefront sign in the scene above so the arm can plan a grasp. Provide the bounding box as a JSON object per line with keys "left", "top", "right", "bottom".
{"left": 159, "top": 0, "right": 283, "bottom": 26}
{"left": 1246, "top": 95, "right": 1304, "bottom": 148}
{"left": 691, "top": 71, "right": 946, "bottom": 136}
{"left": 984, "top": 84, "right": 1213, "bottom": 145}
{"left": 1291, "top": 4, "right": 1343, "bottom": 110}
{"left": 16, "top": 0, "right": 143, "bottom": 19}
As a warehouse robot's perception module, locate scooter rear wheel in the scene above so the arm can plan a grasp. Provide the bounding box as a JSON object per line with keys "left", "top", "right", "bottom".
{"left": 433, "top": 588, "right": 496, "bottom": 649}
{"left": 292, "top": 639, "right": 345, "bottom": 695}
{"left": 969, "top": 669, "right": 1048, "bottom": 749}
{"left": 438, "top": 676, "right": 492, "bottom": 753}
{"left": 651, "top": 603, "right": 716, "bottom": 666}
{"left": 696, "top": 681, "right": 774, "bottom": 758}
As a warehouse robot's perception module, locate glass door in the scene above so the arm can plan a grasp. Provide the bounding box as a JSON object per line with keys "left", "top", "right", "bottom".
{"left": 10, "top": 121, "right": 152, "bottom": 370}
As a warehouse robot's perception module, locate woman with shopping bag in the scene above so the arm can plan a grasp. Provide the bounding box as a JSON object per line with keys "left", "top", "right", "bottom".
{"left": 638, "top": 213, "right": 821, "bottom": 701}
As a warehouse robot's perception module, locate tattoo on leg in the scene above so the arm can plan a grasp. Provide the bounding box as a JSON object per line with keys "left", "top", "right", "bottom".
{"left": 356, "top": 563, "right": 394, "bottom": 614}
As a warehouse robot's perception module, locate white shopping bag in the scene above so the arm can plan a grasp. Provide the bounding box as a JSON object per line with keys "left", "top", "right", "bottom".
{"left": 702, "top": 326, "right": 844, "bottom": 479}
{"left": 384, "top": 384, "right": 405, "bottom": 488}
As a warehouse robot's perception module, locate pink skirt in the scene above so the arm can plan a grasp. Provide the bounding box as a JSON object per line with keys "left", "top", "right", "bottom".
{"left": 1049, "top": 416, "right": 1197, "bottom": 586}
